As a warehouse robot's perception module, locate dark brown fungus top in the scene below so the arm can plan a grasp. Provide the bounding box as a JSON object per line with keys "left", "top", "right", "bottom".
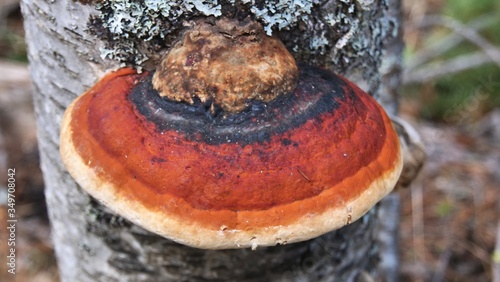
{"left": 152, "top": 18, "right": 298, "bottom": 114}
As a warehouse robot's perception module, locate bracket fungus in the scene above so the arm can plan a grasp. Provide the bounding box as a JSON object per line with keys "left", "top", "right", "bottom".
{"left": 60, "top": 18, "right": 402, "bottom": 250}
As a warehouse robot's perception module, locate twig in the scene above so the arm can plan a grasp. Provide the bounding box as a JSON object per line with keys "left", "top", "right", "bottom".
{"left": 296, "top": 166, "right": 311, "bottom": 182}
{"left": 404, "top": 52, "right": 491, "bottom": 84}
{"left": 406, "top": 14, "right": 497, "bottom": 71}
{"left": 421, "top": 15, "right": 500, "bottom": 66}
{"left": 404, "top": 15, "right": 500, "bottom": 84}
{"left": 455, "top": 239, "right": 493, "bottom": 281}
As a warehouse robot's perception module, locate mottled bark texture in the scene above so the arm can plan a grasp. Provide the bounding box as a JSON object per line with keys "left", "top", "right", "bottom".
{"left": 21, "top": 0, "right": 403, "bottom": 281}
{"left": 376, "top": 0, "right": 405, "bottom": 281}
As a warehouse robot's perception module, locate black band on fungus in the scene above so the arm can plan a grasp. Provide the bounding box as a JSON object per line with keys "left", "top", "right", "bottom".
{"left": 129, "top": 66, "right": 352, "bottom": 145}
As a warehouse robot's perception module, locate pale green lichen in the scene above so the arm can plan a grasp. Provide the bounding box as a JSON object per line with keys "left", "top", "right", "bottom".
{"left": 91, "top": 0, "right": 321, "bottom": 66}
{"left": 249, "top": 0, "right": 317, "bottom": 35}
{"left": 356, "top": 0, "right": 375, "bottom": 10}
{"left": 94, "top": 0, "right": 223, "bottom": 64}
{"left": 90, "top": 0, "right": 396, "bottom": 91}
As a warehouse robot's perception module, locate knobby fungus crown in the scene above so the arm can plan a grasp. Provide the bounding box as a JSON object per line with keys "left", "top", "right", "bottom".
{"left": 152, "top": 18, "right": 298, "bottom": 114}
{"left": 60, "top": 17, "right": 402, "bottom": 250}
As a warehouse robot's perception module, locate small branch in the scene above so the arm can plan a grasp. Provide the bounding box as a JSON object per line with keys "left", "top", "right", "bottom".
{"left": 406, "top": 14, "right": 497, "bottom": 71}
{"left": 421, "top": 15, "right": 500, "bottom": 66}
{"left": 404, "top": 52, "right": 491, "bottom": 84}
{"left": 404, "top": 15, "right": 500, "bottom": 84}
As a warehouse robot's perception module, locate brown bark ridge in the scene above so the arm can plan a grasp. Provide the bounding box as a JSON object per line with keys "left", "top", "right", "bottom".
{"left": 21, "top": 0, "right": 402, "bottom": 281}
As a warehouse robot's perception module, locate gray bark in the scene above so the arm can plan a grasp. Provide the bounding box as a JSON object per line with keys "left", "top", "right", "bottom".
{"left": 376, "top": 0, "right": 405, "bottom": 280}
{"left": 21, "top": 0, "right": 403, "bottom": 281}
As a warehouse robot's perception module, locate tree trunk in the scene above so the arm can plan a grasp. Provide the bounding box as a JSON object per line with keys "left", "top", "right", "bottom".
{"left": 21, "top": 0, "right": 403, "bottom": 281}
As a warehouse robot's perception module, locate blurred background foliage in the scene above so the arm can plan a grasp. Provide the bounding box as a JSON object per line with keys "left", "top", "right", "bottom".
{"left": 403, "top": 0, "right": 500, "bottom": 123}
{"left": 0, "top": 1, "right": 25, "bottom": 62}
